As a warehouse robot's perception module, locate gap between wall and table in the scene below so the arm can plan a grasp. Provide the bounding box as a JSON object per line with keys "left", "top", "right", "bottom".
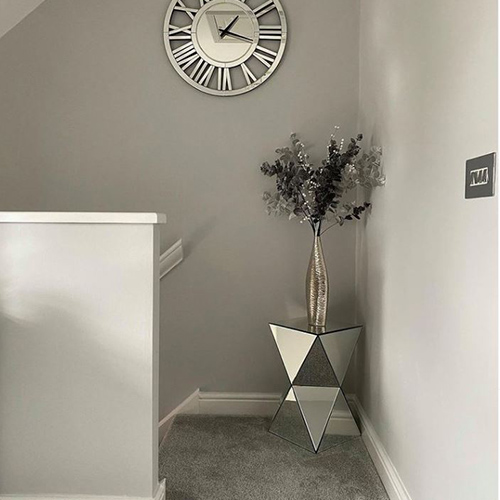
{"left": 159, "top": 390, "right": 412, "bottom": 500}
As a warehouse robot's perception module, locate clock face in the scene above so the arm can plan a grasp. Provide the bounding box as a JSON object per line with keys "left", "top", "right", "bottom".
{"left": 163, "top": 0, "right": 287, "bottom": 96}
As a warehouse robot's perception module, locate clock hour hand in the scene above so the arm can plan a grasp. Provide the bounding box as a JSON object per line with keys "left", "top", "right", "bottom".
{"left": 219, "top": 15, "right": 239, "bottom": 39}
{"left": 218, "top": 29, "right": 253, "bottom": 43}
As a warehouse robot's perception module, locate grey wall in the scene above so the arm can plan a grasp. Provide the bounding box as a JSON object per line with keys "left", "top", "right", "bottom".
{"left": 0, "top": 0, "right": 361, "bottom": 419}
{"left": 356, "top": 0, "right": 498, "bottom": 498}
{"left": 0, "top": 0, "right": 46, "bottom": 39}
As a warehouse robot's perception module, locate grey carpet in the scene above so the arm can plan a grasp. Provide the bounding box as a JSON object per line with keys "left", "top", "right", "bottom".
{"left": 159, "top": 415, "right": 389, "bottom": 500}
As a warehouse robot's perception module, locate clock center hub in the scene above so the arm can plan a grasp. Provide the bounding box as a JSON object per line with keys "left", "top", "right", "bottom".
{"left": 192, "top": 0, "right": 259, "bottom": 68}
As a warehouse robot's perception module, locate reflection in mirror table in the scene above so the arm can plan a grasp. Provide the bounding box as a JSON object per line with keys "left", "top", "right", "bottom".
{"left": 269, "top": 319, "right": 362, "bottom": 453}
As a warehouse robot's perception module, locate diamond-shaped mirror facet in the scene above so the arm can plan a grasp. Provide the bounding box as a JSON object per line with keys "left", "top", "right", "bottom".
{"left": 270, "top": 324, "right": 315, "bottom": 383}
{"left": 269, "top": 387, "right": 314, "bottom": 453}
{"left": 320, "top": 327, "right": 362, "bottom": 384}
{"left": 293, "top": 386, "right": 339, "bottom": 452}
{"left": 293, "top": 337, "right": 339, "bottom": 387}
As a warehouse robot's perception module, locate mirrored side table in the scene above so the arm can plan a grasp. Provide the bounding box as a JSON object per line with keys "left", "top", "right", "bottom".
{"left": 269, "top": 318, "right": 362, "bottom": 453}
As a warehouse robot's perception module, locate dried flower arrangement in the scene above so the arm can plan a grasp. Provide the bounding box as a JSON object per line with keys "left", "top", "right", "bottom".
{"left": 259, "top": 129, "right": 385, "bottom": 327}
{"left": 260, "top": 129, "right": 385, "bottom": 237}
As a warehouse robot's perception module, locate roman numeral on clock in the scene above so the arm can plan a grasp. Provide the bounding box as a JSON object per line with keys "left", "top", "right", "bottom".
{"left": 172, "top": 42, "right": 199, "bottom": 70}
{"left": 217, "top": 67, "right": 232, "bottom": 91}
{"left": 241, "top": 63, "right": 257, "bottom": 85}
{"left": 253, "top": 0, "right": 276, "bottom": 19}
{"left": 253, "top": 45, "right": 277, "bottom": 68}
{"left": 192, "top": 61, "right": 215, "bottom": 87}
{"left": 168, "top": 24, "right": 191, "bottom": 40}
{"left": 174, "top": 0, "right": 198, "bottom": 20}
{"left": 259, "top": 25, "right": 282, "bottom": 40}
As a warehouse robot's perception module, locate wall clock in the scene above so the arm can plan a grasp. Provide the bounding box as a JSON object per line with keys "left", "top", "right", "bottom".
{"left": 163, "top": 0, "right": 287, "bottom": 96}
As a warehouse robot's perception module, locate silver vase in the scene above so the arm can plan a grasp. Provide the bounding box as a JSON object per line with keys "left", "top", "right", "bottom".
{"left": 306, "top": 235, "right": 329, "bottom": 328}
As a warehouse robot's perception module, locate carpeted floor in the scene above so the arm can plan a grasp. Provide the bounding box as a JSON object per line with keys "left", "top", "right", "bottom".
{"left": 159, "top": 415, "right": 389, "bottom": 500}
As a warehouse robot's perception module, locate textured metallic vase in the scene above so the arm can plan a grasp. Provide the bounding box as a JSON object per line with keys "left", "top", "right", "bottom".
{"left": 306, "top": 235, "right": 329, "bottom": 328}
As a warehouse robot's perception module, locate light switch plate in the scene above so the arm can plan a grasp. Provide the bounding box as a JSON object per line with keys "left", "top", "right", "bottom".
{"left": 465, "top": 152, "right": 496, "bottom": 199}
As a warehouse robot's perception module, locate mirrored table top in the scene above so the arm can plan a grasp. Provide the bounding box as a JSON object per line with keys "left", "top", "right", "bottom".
{"left": 269, "top": 317, "right": 363, "bottom": 336}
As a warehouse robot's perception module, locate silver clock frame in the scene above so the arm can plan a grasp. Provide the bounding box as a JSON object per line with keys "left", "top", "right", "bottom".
{"left": 163, "top": 0, "right": 287, "bottom": 97}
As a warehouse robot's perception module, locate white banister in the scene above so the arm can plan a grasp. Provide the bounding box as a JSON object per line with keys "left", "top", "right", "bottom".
{"left": 0, "top": 212, "right": 166, "bottom": 500}
{"left": 160, "top": 239, "right": 183, "bottom": 279}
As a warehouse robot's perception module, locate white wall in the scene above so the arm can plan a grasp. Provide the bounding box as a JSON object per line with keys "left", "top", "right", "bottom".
{"left": 356, "top": 0, "right": 498, "bottom": 499}
{"left": 0, "top": 0, "right": 46, "bottom": 39}
{"left": 0, "top": 217, "right": 162, "bottom": 497}
{"left": 0, "top": 0, "right": 361, "bottom": 419}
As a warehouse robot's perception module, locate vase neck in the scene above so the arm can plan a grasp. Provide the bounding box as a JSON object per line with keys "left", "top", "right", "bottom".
{"left": 312, "top": 222, "right": 322, "bottom": 237}
{"left": 311, "top": 235, "right": 323, "bottom": 255}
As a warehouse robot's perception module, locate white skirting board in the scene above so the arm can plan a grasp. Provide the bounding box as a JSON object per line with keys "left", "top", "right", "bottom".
{"left": 158, "top": 389, "right": 200, "bottom": 443}
{"left": 0, "top": 480, "right": 166, "bottom": 500}
{"left": 199, "top": 391, "right": 282, "bottom": 416}
{"left": 159, "top": 391, "right": 412, "bottom": 500}
{"left": 348, "top": 396, "right": 413, "bottom": 500}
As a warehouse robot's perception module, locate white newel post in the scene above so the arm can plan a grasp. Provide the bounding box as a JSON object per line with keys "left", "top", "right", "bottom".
{"left": 0, "top": 213, "right": 166, "bottom": 500}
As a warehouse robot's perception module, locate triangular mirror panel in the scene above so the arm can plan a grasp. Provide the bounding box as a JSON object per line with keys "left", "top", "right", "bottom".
{"left": 293, "top": 337, "right": 339, "bottom": 387}
{"left": 293, "top": 386, "right": 339, "bottom": 452}
{"left": 320, "top": 327, "right": 361, "bottom": 384}
{"left": 270, "top": 324, "right": 315, "bottom": 383}
{"left": 269, "top": 387, "right": 314, "bottom": 453}
{"left": 318, "top": 390, "right": 360, "bottom": 452}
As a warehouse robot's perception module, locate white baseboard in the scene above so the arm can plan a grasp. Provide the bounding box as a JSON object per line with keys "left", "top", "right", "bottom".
{"left": 348, "top": 395, "right": 412, "bottom": 500}
{"left": 0, "top": 480, "right": 166, "bottom": 500}
{"left": 199, "top": 392, "right": 281, "bottom": 416}
{"left": 159, "top": 239, "right": 183, "bottom": 280}
{"left": 158, "top": 389, "right": 199, "bottom": 443}
{"left": 160, "top": 391, "right": 358, "bottom": 419}
{"left": 154, "top": 479, "right": 166, "bottom": 500}
{"left": 158, "top": 390, "right": 280, "bottom": 444}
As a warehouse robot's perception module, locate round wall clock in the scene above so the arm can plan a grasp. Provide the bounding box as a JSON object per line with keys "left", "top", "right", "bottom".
{"left": 163, "top": 0, "right": 287, "bottom": 96}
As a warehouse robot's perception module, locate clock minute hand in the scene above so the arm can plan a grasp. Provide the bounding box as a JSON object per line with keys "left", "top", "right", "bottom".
{"left": 219, "top": 29, "right": 253, "bottom": 43}
{"left": 219, "top": 15, "right": 239, "bottom": 39}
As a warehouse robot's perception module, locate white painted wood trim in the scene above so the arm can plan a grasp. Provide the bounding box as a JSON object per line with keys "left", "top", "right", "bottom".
{"left": 0, "top": 480, "right": 166, "bottom": 500}
{"left": 160, "top": 239, "right": 183, "bottom": 279}
{"left": 159, "top": 389, "right": 200, "bottom": 428}
{"left": 160, "top": 391, "right": 357, "bottom": 420}
{"left": 348, "top": 395, "right": 413, "bottom": 500}
{"left": 199, "top": 391, "right": 282, "bottom": 416}
{"left": 158, "top": 389, "right": 199, "bottom": 442}
{"left": 0, "top": 212, "right": 166, "bottom": 224}
{"left": 158, "top": 391, "right": 280, "bottom": 441}
{"left": 153, "top": 479, "right": 166, "bottom": 500}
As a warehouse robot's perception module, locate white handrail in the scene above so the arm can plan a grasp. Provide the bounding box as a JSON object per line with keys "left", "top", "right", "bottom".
{"left": 160, "top": 239, "right": 183, "bottom": 279}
